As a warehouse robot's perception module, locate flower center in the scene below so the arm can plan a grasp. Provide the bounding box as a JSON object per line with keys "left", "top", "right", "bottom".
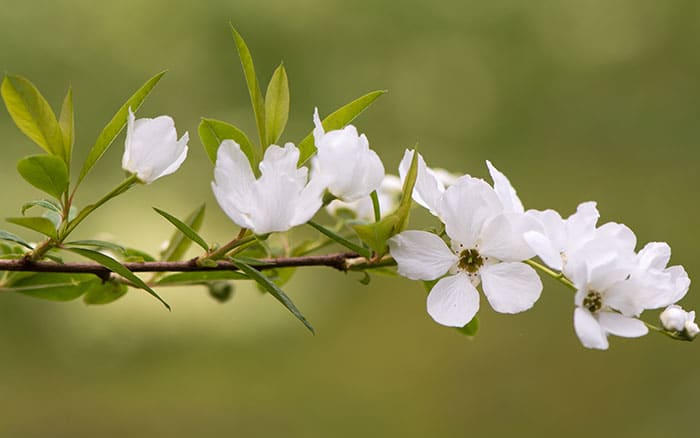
{"left": 458, "top": 249, "right": 484, "bottom": 274}
{"left": 583, "top": 290, "right": 603, "bottom": 313}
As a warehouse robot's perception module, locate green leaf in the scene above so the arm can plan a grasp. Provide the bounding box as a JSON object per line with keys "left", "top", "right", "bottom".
{"left": 350, "top": 149, "right": 418, "bottom": 256}
{"left": 153, "top": 208, "right": 208, "bottom": 253}
{"left": 456, "top": 317, "right": 479, "bottom": 337}
{"left": 6, "top": 217, "right": 57, "bottom": 238}
{"left": 1, "top": 75, "right": 66, "bottom": 160}
{"left": 17, "top": 155, "right": 69, "bottom": 199}
{"left": 308, "top": 221, "right": 371, "bottom": 258}
{"left": 58, "top": 87, "right": 74, "bottom": 165}
{"left": 155, "top": 271, "right": 248, "bottom": 286}
{"left": 0, "top": 230, "right": 33, "bottom": 249}
{"left": 83, "top": 280, "right": 128, "bottom": 305}
{"left": 230, "top": 25, "right": 266, "bottom": 149}
{"left": 21, "top": 199, "right": 62, "bottom": 216}
{"left": 232, "top": 258, "right": 314, "bottom": 333}
{"left": 6, "top": 273, "right": 98, "bottom": 301}
{"left": 391, "top": 147, "right": 419, "bottom": 233}
{"left": 198, "top": 118, "right": 258, "bottom": 167}
{"left": 298, "top": 90, "right": 386, "bottom": 165}
{"left": 207, "top": 281, "right": 234, "bottom": 303}
{"left": 161, "top": 204, "right": 206, "bottom": 262}
{"left": 264, "top": 63, "right": 290, "bottom": 145}
{"left": 65, "top": 247, "right": 170, "bottom": 310}
{"left": 370, "top": 190, "right": 381, "bottom": 222}
{"left": 77, "top": 71, "right": 166, "bottom": 184}
{"left": 358, "top": 271, "right": 371, "bottom": 285}
{"left": 153, "top": 206, "right": 209, "bottom": 253}
{"left": 351, "top": 216, "right": 398, "bottom": 256}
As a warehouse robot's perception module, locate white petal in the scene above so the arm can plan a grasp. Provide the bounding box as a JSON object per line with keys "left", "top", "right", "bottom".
{"left": 438, "top": 176, "right": 502, "bottom": 247}
{"left": 290, "top": 171, "right": 325, "bottom": 226}
{"left": 486, "top": 160, "right": 524, "bottom": 214}
{"left": 388, "top": 231, "right": 457, "bottom": 280}
{"left": 597, "top": 312, "right": 648, "bottom": 338}
{"left": 426, "top": 274, "right": 480, "bottom": 327}
{"left": 480, "top": 262, "right": 542, "bottom": 314}
{"left": 399, "top": 149, "right": 445, "bottom": 215}
{"left": 151, "top": 131, "right": 189, "bottom": 181}
{"left": 574, "top": 308, "right": 609, "bottom": 350}
{"left": 565, "top": 201, "right": 599, "bottom": 242}
{"left": 637, "top": 242, "right": 671, "bottom": 271}
{"left": 211, "top": 140, "right": 256, "bottom": 229}
{"left": 523, "top": 230, "right": 563, "bottom": 271}
{"left": 479, "top": 213, "right": 539, "bottom": 262}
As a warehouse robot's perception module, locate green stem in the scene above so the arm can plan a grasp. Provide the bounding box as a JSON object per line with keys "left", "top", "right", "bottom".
{"left": 63, "top": 174, "right": 140, "bottom": 239}
{"left": 201, "top": 228, "right": 254, "bottom": 262}
{"left": 523, "top": 259, "right": 576, "bottom": 291}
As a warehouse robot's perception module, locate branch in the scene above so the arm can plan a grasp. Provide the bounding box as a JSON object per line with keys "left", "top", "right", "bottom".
{"left": 0, "top": 252, "right": 374, "bottom": 277}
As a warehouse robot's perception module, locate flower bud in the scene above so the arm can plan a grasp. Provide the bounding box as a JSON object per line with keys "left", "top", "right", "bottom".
{"left": 122, "top": 108, "right": 189, "bottom": 184}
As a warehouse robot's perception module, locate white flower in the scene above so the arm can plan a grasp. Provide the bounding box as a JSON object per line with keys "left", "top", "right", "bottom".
{"left": 212, "top": 140, "right": 325, "bottom": 235}
{"left": 326, "top": 174, "right": 402, "bottom": 220}
{"left": 660, "top": 305, "right": 698, "bottom": 338}
{"left": 388, "top": 163, "right": 542, "bottom": 327}
{"left": 122, "top": 108, "right": 189, "bottom": 184}
{"left": 570, "top": 250, "right": 648, "bottom": 350}
{"left": 312, "top": 108, "right": 384, "bottom": 201}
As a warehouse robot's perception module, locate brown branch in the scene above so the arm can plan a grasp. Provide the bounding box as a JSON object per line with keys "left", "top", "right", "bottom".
{"left": 0, "top": 252, "right": 367, "bottom": 277}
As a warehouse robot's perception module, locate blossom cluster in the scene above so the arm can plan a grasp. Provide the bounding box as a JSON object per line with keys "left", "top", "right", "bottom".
{"left": 121, "top": 107, "right": 695, "bottom": 350}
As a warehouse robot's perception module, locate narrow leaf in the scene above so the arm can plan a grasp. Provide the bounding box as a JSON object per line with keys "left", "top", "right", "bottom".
{"left": 232, "top": 259, "right": 314, "bottom": 333}
{"left": 77, "top": 71, "right": 166, "bottom": 184}
{"left": 65, "top": 247, "right": 170, "bottom": 310}
{"left": 21, "top": 199, "right": 62, "bottom": 216}
{"left": 198, "top": 118, "right": 257, "bottom": 166}
{"left": 297, "top": 90, "right": 386, "bottom": 164}
{"left": 156, "top": 271, "right": 247, "bottom": 286}
{"left": 161, "top": 204, "right": 206, "bottom": 262}
{"left": 83, "top": 280, "right": 128, "bottom": 305}
{"left": 17, "top": 155, "right": 69, "bottom": 199}
{"left": 308, "top": 221, "right": 371, "bottom": 258}
{"left": 6, "top": 217, "right": 57, "bottom": 238}
{"left": 230, "top": 25, "right": 266, "bottom": 149}
{"left": 264, "top": 63, "right": 289, "bottom": 145}
{"left": 392, "top": 147, "right": 419, "bottom": 233}
{"left": 6, "top": 273, "right": 98, "bottom": 301}
{"left": 1, "top": 75, "right": 66, "bottom": 160}
{"left": 58, "top": 87, "right": 74, "bottom": 165}
{"left": 0, "top": 230, "right": 33, "bottom": 249}
{"left": 153, "top": 207, "right": 209, "bottom": 252}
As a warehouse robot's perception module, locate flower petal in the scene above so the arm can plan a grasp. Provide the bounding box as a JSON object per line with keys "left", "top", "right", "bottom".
{"left": 211, "top": 140, "right": 256, "bottom": 229}
{"left": 399, "top": 149, "right": 445, "bottom": 215}
{"left": 388, "top": 231, "right": 457, "bottom": 280}
{"left": 438, "top": 176, "right": 502, "bottom": 248}
{"left": 486, "top": 160, "right": 524, "bottom": 214}
{"left": 426, "top": 274, "right": 480, "bottom": 327}
{"left": 597, "top": 312, "right": 648, "bottom": 338}
{"left": 480, "top": 262, "right": 542, "bottom": 313}
{"left": 479, "top": 213, "right": 539, "bottom": 262}
{"left": 574, "top": 307, "right": 609, "bottom": 350}
{"left": 523, "top": 230, "right": 563, "bottom": 271}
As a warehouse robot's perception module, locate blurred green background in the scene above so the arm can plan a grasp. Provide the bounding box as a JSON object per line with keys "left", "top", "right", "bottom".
{"left": 1, "top": 0, "right": 699, "bottom": 436}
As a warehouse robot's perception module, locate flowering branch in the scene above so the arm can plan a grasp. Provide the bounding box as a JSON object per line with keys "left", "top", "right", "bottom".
{"left": 0, "top": 252, "right": 365, "bottom": 277}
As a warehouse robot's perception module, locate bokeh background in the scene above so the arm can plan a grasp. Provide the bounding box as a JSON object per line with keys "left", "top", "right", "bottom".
{"left": 1, "top": 0, "right": 699, "bottom": 436}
